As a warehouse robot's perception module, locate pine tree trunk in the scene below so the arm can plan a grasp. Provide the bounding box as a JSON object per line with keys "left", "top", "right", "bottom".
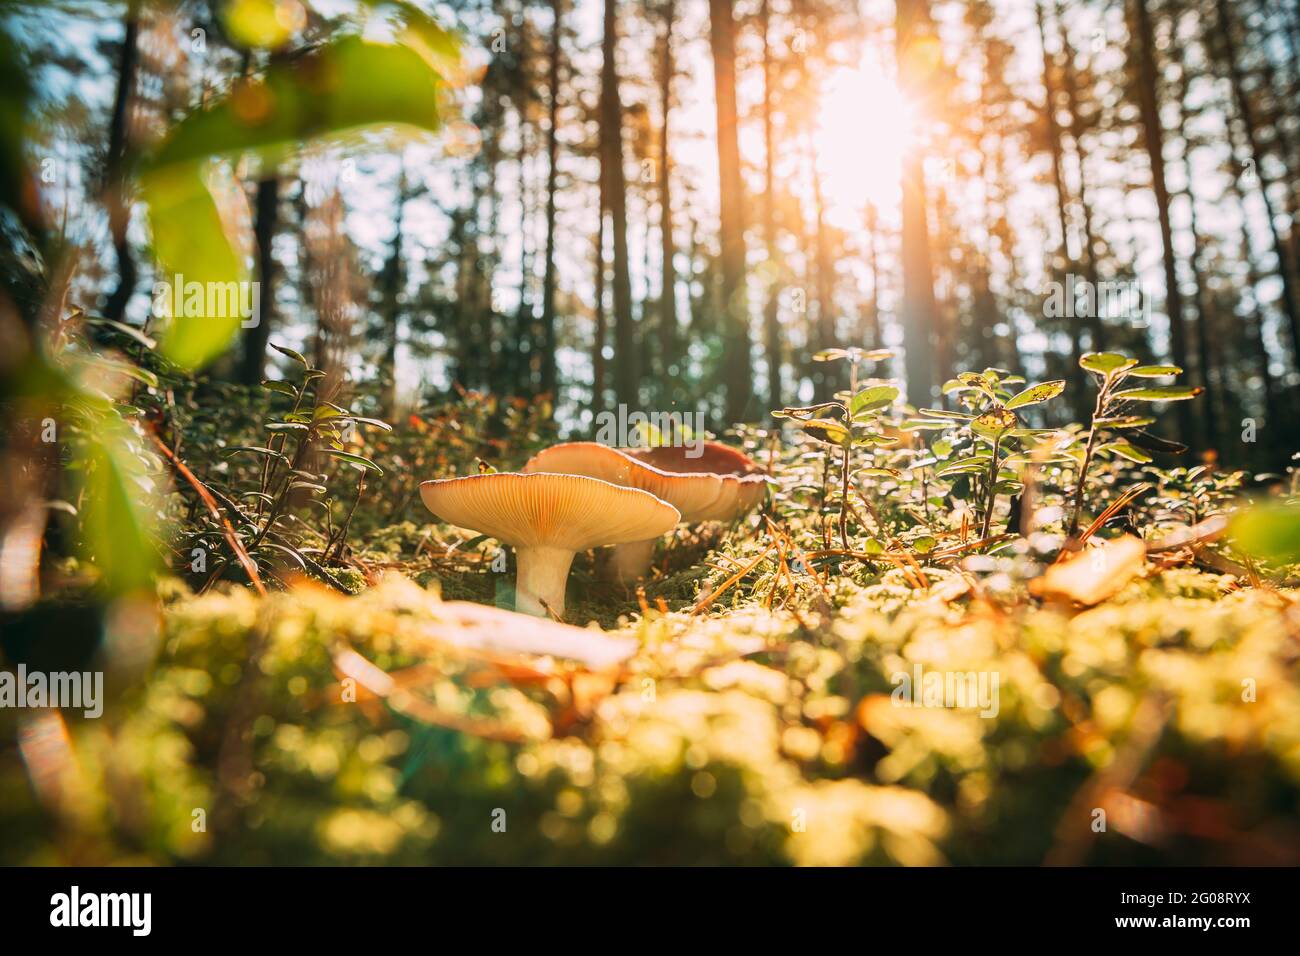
{"left": 1130, "top": 0, "right": 1194, "bottom": 447}
{"left": 1037, "top": 1, "right": 1085, "bottom": 415}
{"left": 102, "top": 13, "right": 139, "bottom": 322}
{"left": 238, "top": 176, "right": 280, "bottom": 385}
{"left": 709, "top": 0, "right": 752, "bottom": 422}
{"left": 601, "top": 0, "right": 636, "bottom": 408}
{"left": 895, "top": 0, "right": 939, "bottom": 408}
{"left": 761, "top": 0, "right": 782, "bottom": 413}
{"left": 540, "top": 0, "right": 563, "bottom": 398}
{"left": 659, "top": 0, "right": 679, "bottom": 384}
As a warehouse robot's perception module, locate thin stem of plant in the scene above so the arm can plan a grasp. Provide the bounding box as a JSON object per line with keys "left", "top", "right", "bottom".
{"left": 1068, "top": 380, "right": 1108, "bottom": 537}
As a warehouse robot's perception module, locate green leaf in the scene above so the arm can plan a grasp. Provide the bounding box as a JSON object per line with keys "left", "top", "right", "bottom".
{"left": 919, "top": 407, "right": 976, "bottom": 421}
{"left": 849, "top": 384, "right": 900, "bottom": 415}
{"left": 78, "top": 420, "right": 160, "bottom": 595}
{"left": 1128, "top": 365, "right": 1182, "bottom": 377}
{"left": 255, "top": 541, "right": 310, "bottom": 572}
{"left": 1114, "top": 385, "right": 1203, "bottom": 402}
{"left": 261, "top": 379, "right": 298, "bottom": 397}
{"left": 337, "top": 415, "right": 393, "bottom": 432}
{"left": 83, "top": 316, "right": 158, "bottom": 349}
{"left": 224, "top": 445, "right": 291, "bottom": 463}
{"left": 1080, "top": 352, "right": 1138, "bottom": 375}
{"left": 270, "top": 343, "right": 310, "bottom": 367}
{"left": 1100, "top": 441, "right": 1153, "bottom": 463}
{"left": 800, "top": 418, "right": 851, "bottom": 445}
{"left": 937, "top": 453, "right": 992, "bottom": 477}
{"left": 143, "top": 36, "right": 449, "bottom": 370}
{"left": 1004, "top": 379, "right": 1066, "bottom": 410}
{"left": 143, "top": 159, "right": 250, "bottom": 368}
{"left": 1230, "top": 502, "right": 1300, "bottom": 563}
{"left": 973, "top": 407, "right": 1018, "bottom": 436}
{"left": 1093, "top": 415, "right": 1156, "bottom": 429}
{"left": 325, "top": 449, "right": 384, "bottom": 475}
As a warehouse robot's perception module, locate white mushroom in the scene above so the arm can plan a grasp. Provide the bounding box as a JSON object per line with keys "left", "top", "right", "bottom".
{"left": 420, "top": 472, "right": 680, "bottom": 617}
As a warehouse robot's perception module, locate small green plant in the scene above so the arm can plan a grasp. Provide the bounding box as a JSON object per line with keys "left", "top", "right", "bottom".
{"left": 913, "top": 368, "right": 1066, "bottom": 539}
{"left": 774, "top": 349, "right": 899, "bottom": 550}
{"left": 1066, "top": 352, "right": 1201, "bottom": 535}
{"left": 185, "top": 344, "right": 391, "bottom": 590}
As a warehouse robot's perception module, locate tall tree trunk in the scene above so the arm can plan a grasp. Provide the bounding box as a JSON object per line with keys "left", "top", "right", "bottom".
{"left": 659, "top": 0, "right": 679, "bottom": 383}
{"left": 103, "top": 13, "right": 139, "bottom": 321}
{"left": 863, "top": 201, "right": 882, "bottom": 351}
{"left": 238, "top": 176, "right": 280, "bottom": 385}
{"left": 378, "top": 168, "right": 407, "bottom": 418}
{"left": 761, "top": 0, "right": 781, "bottom": 413}
{"left": 601, "top": 0, "right": 636, "bottom": 407}
{"left": 1055, "top": 0, "right": 1105, "bottom": 352}
{"left": 895, "top": 0, "right": 939, "bottom": 407}
{"left": 593, "top": 177, "right": 607, "bottom": 414}
{"left": 709, "top": 0, "right": 752, "bottom": 422}
{"left": 515, "top": 117, "right": 534, "bottom": 394}
{"left": 540, "top": 0, "right": 563, "bottom": 398}
{"left": 1227, "top": 119, "right": 1283, "bottom": 430}
{"left": 811, "top": 142, "right": 836, "bottom": 399}
{"left": 1037, "top": 1, "right": 1085, "bottom": 414}
{"left": 1174, "top": 58, "right": 1220, "bottom": 451}
{"left": 1130, "top": 0, "right": 1194, "bottom": 447}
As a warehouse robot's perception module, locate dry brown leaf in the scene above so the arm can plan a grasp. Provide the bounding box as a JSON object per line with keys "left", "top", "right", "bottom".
{"left": 1030, "top": 535, "right": 1146, "bottom": 606}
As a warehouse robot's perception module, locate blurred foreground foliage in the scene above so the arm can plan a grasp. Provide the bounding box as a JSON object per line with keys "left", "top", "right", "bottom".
{"left": 3, "top": 561, "right": 1297, "bottom": 865}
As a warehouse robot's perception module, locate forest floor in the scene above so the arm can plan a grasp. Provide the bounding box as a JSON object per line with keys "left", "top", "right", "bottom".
{"left": 4, "top": 417, "right": 1299, "bottom": 867}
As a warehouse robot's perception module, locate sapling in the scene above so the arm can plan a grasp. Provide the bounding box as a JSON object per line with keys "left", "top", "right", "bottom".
{"left": 911, "top": 368, "right": 1066, "bottom": 540}
{"left": 1066, "top": 352, "right": 1201, "bottom": 536}
{"left": 775, "top": 349, "right": 898, "bottom": 551}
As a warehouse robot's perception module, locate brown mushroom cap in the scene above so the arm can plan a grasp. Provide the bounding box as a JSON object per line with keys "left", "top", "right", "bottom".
{"left": 627, "top": 441, "right": 762, "bottom": 476}
{"left": 523, "top": 442, "right": 724, "bottom": 523}
{"left": 420, "top": 472, "right": 680, "bottom": 551}
{"left": 625, "top": 442, "right": 767, "bottom": 521}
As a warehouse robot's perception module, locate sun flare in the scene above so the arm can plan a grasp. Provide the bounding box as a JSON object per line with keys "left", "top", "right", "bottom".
{"left": 814, "top": 55, "right": 913, "bottom": 225}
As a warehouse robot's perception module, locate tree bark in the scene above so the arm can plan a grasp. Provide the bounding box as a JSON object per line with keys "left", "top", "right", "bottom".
{"left": 709, "top": 0, "right": 752, "bottom": 421}
{"left": 659, "top": 0, "right": 679, "bottom": 383}
{"left": 1055, "top": 0, "right": 1105, "bottom": 353}
{"left": 540, "top": 0, "right": 563, "bottom": 397}
{"left": 761, "top": 0, "right": 781, "bottom": 413}
{"left": 1037, "top": 1, "right": 1086, "bottom": 414}
{"left": 238, "top": 176, "right": 280, "bottom": 385}
{"left": 102, "top": 13, "right": 139, "bottom": 322}
{"left": 1130, "top": 0, "right": 1194, "bottom": 447}
{"left": 895, "top": 0, "right": 939, "bottom": 407}
{"left": 601, "top": 0, "right": 636, "bottom": 407}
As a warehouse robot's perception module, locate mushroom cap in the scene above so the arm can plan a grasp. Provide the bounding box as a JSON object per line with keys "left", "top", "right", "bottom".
{"left": 627, "top": 441, "right": 762, "bottom": 476}
{"left": 624, "top": 442, "right": 767, "bottom": 521}
{"left": 420, "top": 472, "right": 680, "bottom": 552}
{"left": 523, "top": 442, "right": 725, "bottom": 523}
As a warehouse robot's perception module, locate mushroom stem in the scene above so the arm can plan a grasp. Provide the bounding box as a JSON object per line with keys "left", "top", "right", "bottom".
{"left": 610, "top": 538, "right": 658, "bottom": 583}
{"left": 514, "top": 545, "right": 576, "bottom": 617}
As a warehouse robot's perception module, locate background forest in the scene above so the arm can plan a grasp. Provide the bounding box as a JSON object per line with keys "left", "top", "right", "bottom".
{"left": 3, "top": 0, "right": 1300, "bottom": 454}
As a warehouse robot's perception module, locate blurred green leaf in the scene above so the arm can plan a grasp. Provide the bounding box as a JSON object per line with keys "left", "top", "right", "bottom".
{"left": 1230, "top": 502, "right": 1300, "bottom": 563}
